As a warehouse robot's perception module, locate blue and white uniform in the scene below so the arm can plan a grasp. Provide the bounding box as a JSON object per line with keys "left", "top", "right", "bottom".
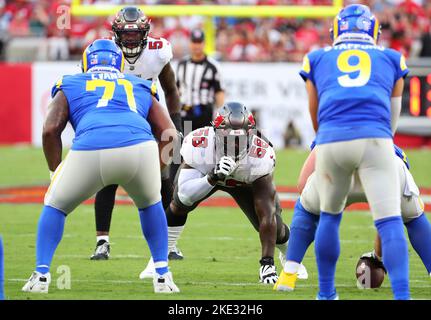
{"left": 300, "top": 42, "right": 409, "bottom": 219}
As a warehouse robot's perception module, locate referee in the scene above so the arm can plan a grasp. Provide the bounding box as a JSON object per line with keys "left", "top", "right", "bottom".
{"left": 176, "top": 29, "right": 225, "bottom": 133}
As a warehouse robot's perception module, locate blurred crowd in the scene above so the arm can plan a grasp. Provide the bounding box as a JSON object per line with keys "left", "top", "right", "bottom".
{"left": 0, "top": 0, "right": 430, "bottom": 62}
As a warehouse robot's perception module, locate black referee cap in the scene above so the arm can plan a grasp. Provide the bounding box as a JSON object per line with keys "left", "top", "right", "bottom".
{"left": 190, "top": 29, "right": 205, "bottom": 42}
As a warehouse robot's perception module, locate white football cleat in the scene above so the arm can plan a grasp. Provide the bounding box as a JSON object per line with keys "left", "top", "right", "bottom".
{"left": 22, "top": 271, "right": 51, "bottom": 293}
{"left": 153, "top": 272, "right": 180, "bottom": 293}
{"left": 139, "top": 257, "right": 155, "bottom": 280}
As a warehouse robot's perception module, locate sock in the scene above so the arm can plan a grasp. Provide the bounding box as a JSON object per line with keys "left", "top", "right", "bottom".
{"left": 166, "top": 205, "right": 188, "bottom": 227}
{"left": 375, "top": 215, "right": 410, "bottom": 300}
{"left": 405, "top": 213, "right": 431, "bottom": 274}
{"left": 94, "top": 184, "right": 118, "bottom": 233}
{"left": 0, "top": 236, "right": 4, "bottom": 300}
{"left": 284, "top": 261, "right": 300, "bottom": 274}
{"left": 168, "top": 226, "right": 184, "bottom": 252}
{"left": 96, "top": 235, "right": 109, "bottom": 243}
{"left": 315, "top": 211, "right": 342, "bottom": 298}
{"left": 286, "top": 200, "right": 319, "bottom": 264}
{"left": 139, "top": 201, "right": 168, "bottom": 275}
{"left": 276, "top": 241, "right": 287, "bottom": 258}
{"left": 36, "top": 206, "right": 66, "bottom": 274}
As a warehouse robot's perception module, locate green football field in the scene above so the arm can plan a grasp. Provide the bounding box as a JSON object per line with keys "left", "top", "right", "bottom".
{"left": 1, "top": 146, "right": 431, "bottom": 300}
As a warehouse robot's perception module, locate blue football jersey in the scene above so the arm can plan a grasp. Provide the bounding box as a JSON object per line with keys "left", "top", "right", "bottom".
{"left": 300, "top": 43, "right": 409, "bottom": 145}
{"left": 52, "top": 71, "right": 159, "bottom": 150}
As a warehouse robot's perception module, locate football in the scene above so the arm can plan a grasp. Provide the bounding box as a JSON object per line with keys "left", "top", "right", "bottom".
{"left": 355, "top": 257, "right": 386, "bottom": 289}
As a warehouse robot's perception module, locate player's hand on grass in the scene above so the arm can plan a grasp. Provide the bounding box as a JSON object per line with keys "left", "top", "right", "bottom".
{"left": 259, "top": 264, "right": 278, "bottom": 284}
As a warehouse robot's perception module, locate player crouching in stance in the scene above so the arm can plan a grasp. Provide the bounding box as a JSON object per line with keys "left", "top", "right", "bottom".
{"left": 140, "top": 102, "right": 307, "bottom": 284}
{"left": 22, "top": 39, "right": 179, "bottom": 294}
{"left": 274, "top": 144, "right": 431, "bottom": 293}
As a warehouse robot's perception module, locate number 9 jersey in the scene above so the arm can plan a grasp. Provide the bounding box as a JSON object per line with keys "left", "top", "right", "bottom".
{"left": 51, "top": 72, "right": 159, "bottom": 151}
{"left": 300, "top": 43, "right": 409, "bottom": 145}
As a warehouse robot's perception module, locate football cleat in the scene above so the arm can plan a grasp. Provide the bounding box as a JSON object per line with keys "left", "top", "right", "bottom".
{"left": 22, "top": 271, "right": 51, "bottom": 293}
{"left": 90, "top": 240, "right": 110, "bottom": 260}
{"left": 168, "top": 246, "right": 184, "bottom": 260}
{"left": 273, "top": 271, "right": 298, "bottom": 292}
{"left": 278, "top": 252, "right": 308, "bottom": 280}
{"left": 139, "top": 257, "right": 155, "bottom": 279}
{"left": 259, "top": 265, "right": 278, "bottom": 284}
{"left": 316, "top": 292, "right": 339, "bottom": 300}
{"left": 153, "top": 272, "right": 180, "bottom": 293}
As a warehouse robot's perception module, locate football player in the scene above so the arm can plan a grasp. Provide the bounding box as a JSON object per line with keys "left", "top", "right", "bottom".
{"left": 274, "top": 143, "right": 431, "bottom": 292}
{"left": 91, "top": 6, "right": 183, "bottom": 261}
{"left": 294, "top": 4, "right": 410, "bottom": 300}
{"left": 22, "top": 39, "right": 179, "bottom": 294}
{"left": 139, "top": 102, "right": 307, "bottom": 284}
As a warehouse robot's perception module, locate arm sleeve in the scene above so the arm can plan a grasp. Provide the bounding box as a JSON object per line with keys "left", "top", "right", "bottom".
{"left": 177, "top": 168, "right": 215, "bottom": 207}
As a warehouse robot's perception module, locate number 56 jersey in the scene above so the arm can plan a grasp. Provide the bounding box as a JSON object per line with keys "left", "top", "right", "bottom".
{"left": 180, "top": 127, "right": 276, "bottom": 186}
{"left": 300, "top": 43, "right": 409, "bottom": 145}
{"left": 51, "top": 71, "right": 158, "bottom": 151}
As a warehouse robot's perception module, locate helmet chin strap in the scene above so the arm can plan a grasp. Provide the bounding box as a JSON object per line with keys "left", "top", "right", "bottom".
{"left": 333, "top": 32, "right": 376, "bottom": 45}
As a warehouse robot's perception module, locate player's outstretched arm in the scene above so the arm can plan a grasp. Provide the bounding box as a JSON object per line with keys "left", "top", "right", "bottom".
{"left": 305, "top": 79, "right": 319, "bottom": 133}
{"left": 390, "top": 78, "right": 404, "bottom": 135}
{"left": 42, "top": 90, "right": 69, "bottom": 172}
{"left": 297, "top": 148, "right": 316, "bottom": 194}
{"left": 148, "top": 96, "right": 178, "bottom": 170}
{"left": 252, "top": 174, "right": 277, "bottom": 259}
{"left": 159, "top": 62, "right": 182, "bottom": 132}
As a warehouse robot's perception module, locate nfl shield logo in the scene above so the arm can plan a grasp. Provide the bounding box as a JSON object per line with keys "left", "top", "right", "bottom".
{"left": 340, "top": 21, "right": 349, "bottom": 31}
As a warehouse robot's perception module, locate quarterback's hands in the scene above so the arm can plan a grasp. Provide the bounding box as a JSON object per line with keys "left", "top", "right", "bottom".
{"left": 259, "top": 264, "right": 278, "bottom": 284}
{"left": 360, "top": 250, "right": 387, "bottom": 274}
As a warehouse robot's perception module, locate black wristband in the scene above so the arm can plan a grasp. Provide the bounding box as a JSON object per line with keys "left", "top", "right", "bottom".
{"left": 259, "top": 256, "right": 274, "bottom": 266}
{"left": 170, "top": 112, "right": 183, "bottom": 133}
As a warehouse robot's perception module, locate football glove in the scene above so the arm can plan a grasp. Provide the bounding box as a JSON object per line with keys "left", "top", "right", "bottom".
{"left": 259, "top": 265, "right": 278, "bottom": 284}
{"left": 360, "top": 250, "right": 387, "bottom": 274}
{"left": 259, "top": 257, "right": 278, "bottom": 284}
{"left": 215, "top": 156, "right": 238, "bottom": 177}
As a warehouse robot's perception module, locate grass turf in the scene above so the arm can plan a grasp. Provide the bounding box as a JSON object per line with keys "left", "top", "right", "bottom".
{"left": 1, "top": 146, "right": 430, "bottom": 300}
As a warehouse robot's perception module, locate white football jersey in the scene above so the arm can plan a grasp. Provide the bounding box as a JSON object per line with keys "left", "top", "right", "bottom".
{"left": 123, "top": 36, "right": 173, "bottom": 80}
{"left": 181, "top": 127, "right": 276, "bottom": 186}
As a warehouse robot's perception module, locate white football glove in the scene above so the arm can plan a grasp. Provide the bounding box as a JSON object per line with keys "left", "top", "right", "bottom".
{"left": 259, "top": 265, "right": 278, "bottom": 284}
{"left": 214, "top": 156, "right": 238, "bottom": 178}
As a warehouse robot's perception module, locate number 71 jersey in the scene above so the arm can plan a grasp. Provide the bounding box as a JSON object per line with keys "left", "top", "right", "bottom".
{"left": 181, "top": 127, "right": 276, "bottom": 186}
{"left": 300, "top": 43, "right": 409, "bottom": 145}
{"left": 51, "top": 72, "right": 158, "bottom": 151}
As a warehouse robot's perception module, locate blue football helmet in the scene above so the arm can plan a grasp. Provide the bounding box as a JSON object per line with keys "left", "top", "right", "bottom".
{"left": 330, "top": 4, "right": 381, "bottom": 44}
{"left": 81, "top": 39, "right": 125, "bottom": 73}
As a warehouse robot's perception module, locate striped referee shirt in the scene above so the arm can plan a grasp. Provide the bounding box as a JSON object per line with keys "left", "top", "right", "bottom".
{"left": 176, "top": 55, "right": 224, "bottom": 108}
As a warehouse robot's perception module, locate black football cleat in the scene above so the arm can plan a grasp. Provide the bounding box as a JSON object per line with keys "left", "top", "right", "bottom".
{"left": 90, "top": 240, "right": 110, "bottom": 260}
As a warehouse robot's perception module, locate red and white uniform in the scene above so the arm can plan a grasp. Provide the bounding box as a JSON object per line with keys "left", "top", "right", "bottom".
{"left": 181, "top": 127, "right": 276, "bottom": 186}
{"left": 124, "top": 36, "right": 173, "bottom": 80}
